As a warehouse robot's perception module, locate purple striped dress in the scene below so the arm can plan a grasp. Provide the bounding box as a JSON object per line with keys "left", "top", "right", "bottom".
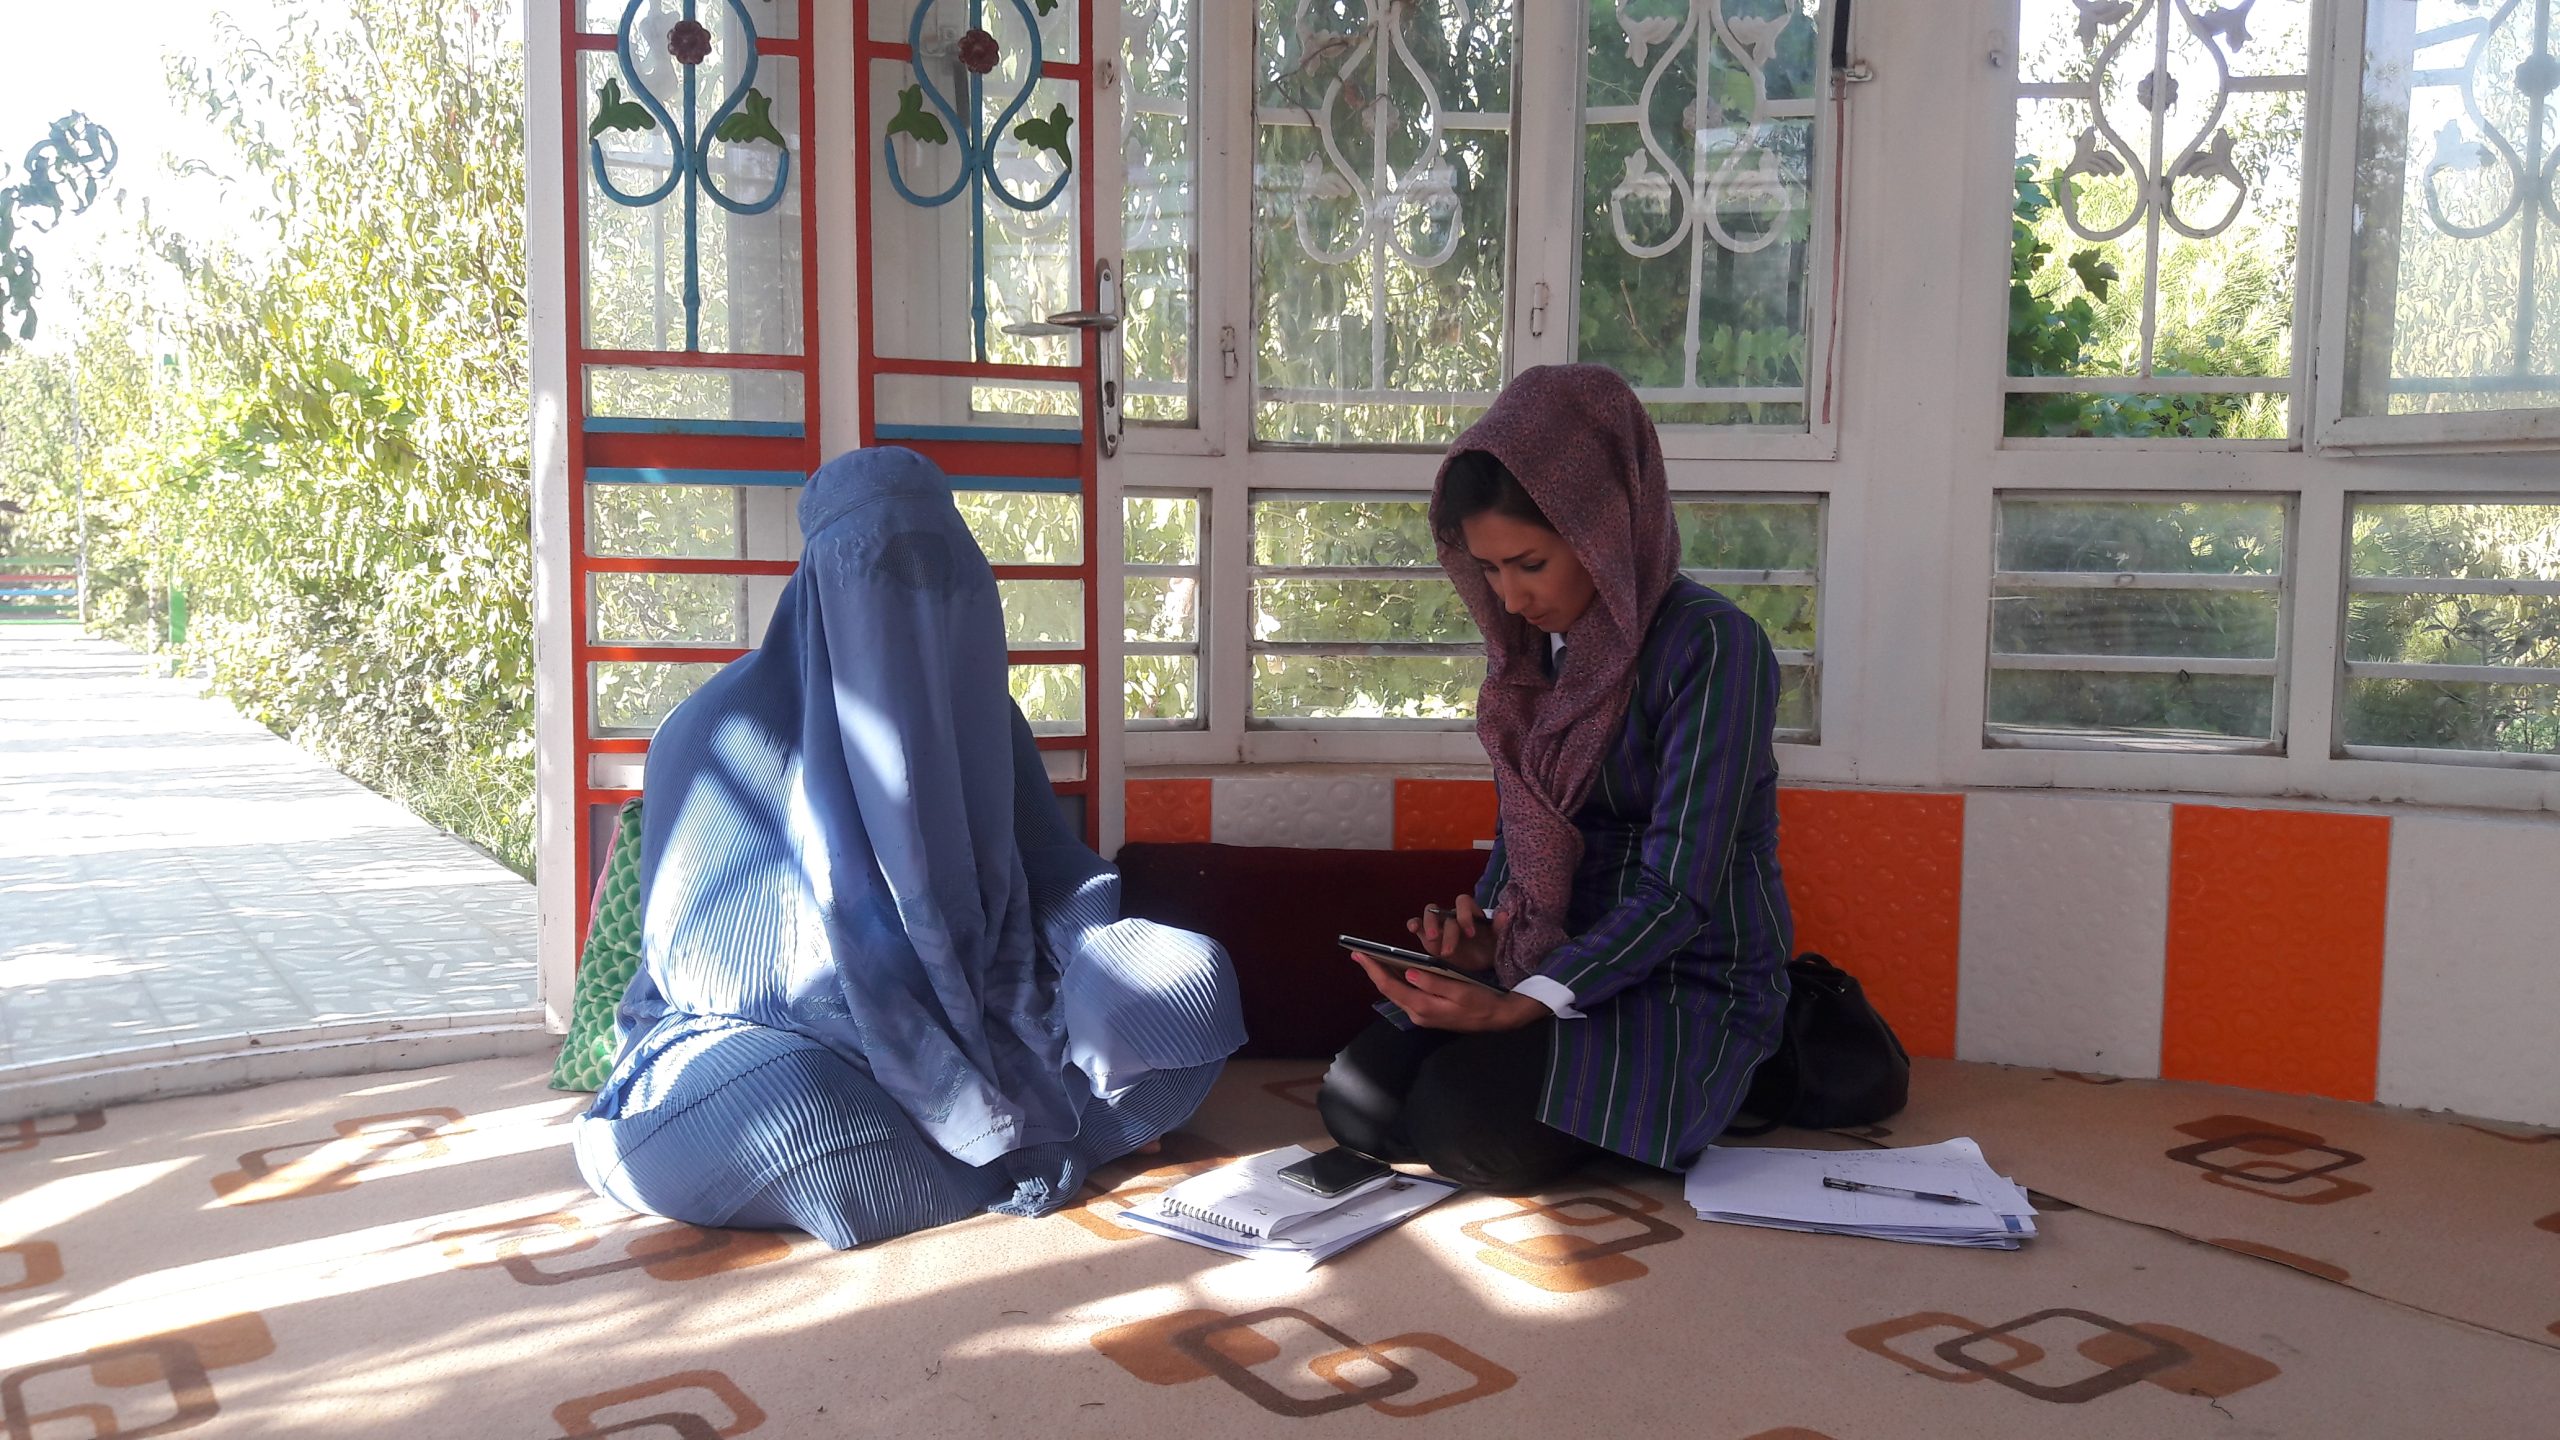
{"left": 1476, "top": 578, "right": 1795, "bottom": 1170}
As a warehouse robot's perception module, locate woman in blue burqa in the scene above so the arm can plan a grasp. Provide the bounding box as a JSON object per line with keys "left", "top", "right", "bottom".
{"left": 574, "top": 446, "right": 1244, "bottom": 1249}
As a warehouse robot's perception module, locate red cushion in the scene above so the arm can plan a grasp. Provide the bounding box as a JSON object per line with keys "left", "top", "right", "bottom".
{"left": 1117, "top": 842, "right": 1489, "bottom": 1059}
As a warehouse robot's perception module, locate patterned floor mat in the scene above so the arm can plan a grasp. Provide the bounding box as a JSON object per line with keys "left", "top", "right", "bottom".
{"left": 4, "top": 1058, "right": 2556, "bottom": 1437}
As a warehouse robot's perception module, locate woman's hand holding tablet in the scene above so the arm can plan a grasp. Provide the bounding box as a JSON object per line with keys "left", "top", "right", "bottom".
{"left": 1337, "top": 936, "right": 1509, "bottom": 993}
{"left": 1343, "top": 902, "right": 1548, "bottom": 1033}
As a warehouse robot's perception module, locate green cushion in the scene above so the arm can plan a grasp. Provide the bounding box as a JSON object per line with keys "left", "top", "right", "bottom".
{"left": 551, "top": 800, "right": 645, "bottom": 1092}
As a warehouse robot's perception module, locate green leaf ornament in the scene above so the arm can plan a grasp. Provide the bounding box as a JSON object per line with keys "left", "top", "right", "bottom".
{"left": 887, "top": 85, "right": 950, "bottom": 146}
{"left": 589, "top": 78, "right": 657, "bottom": 140}
{"left": 1013, "top": 102, "right": 1073, "bottom": 169}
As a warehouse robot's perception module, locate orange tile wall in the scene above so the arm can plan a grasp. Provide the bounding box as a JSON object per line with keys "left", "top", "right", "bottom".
{"left": 1774, "top": 789, "right": 1967, "bottom": 1061}
{"left": 2163, "top": 805, "right": 2389, "bottom": 1102}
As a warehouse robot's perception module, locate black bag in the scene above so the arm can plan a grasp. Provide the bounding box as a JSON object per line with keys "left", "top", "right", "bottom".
{"left": 1726, "top": 953, "right": 1911, "bottom": 1136}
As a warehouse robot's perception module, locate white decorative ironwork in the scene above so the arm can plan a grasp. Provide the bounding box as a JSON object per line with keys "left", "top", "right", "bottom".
{"left": 1603, "top": 0, "right": 1812, "bottom": 259}
{"left": 1267, "top": 0, "right": 1476, "bottom": 270}
{"left": 2418, "top": 0, "right": 2560, "bottom": 237}
{"left": 2046, "top": 0, "right": 2257, "bottom": 243}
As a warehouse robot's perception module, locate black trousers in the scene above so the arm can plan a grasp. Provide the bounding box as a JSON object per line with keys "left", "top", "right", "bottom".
{"left": 1315, "top": 1017, "right": 1600, "bottom": 1193}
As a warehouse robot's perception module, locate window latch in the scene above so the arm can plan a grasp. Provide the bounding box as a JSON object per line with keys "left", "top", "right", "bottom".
{"left": 1220, "top": 325, "right": 1239, "bottom": 380}
{"left": 1529, "top": 282, "right": 1549, "bottom": 338}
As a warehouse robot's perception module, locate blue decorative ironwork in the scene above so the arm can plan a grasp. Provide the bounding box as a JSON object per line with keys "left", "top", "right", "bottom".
{"left": 589, "top": 0, "right": 793, "bottom": 351}
{"left": 881, "top": 0, "right": 1077, "bottom": 360}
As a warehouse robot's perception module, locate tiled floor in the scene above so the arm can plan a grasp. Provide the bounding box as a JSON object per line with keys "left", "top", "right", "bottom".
{"left": 0, "top": 626, "right": 536, "bottom": 1073}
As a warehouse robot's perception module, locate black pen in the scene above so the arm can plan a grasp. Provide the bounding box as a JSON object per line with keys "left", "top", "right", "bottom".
{"left": 1822, "top": 1175, "right": 1977, "bottom": 1206}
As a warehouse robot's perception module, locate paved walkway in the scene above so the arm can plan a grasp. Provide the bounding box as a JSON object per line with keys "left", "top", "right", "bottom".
{"left": 0, "top": 625, "right": 536, "bottom": 1074}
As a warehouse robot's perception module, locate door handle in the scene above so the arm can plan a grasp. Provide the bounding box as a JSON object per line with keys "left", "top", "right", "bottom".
{"left": 1043, "top": 309, "right": 1121, "bottom": 331}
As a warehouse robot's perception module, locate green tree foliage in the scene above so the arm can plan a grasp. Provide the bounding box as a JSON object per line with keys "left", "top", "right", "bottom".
{"left": 0, "top": 0, "right": 533, "bottom": 868}
{"left": 2003, "top": 161, "right": 2287, "bottom": 439}
{"left": 0, "top": 113, "right": 120, "bottom": 352}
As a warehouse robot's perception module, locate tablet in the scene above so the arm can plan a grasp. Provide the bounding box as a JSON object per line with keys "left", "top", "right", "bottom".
{"left": 1337, "top": 935, "right": 1511, "bottom": 993}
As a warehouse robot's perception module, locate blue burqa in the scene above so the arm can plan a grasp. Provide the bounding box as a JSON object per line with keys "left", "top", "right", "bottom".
{"left": 576, "top": 446, "right": 1241, "bottom": 1245}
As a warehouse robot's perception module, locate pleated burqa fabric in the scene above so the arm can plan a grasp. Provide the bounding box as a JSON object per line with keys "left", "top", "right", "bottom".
{"left": 575, "top": 446, "right": 1242, "bottom": 1247}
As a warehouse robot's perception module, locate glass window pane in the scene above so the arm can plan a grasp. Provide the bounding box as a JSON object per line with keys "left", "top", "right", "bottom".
{"left": 1997, "top": 499, "right": 2287, "bottom": 574}
{"left": 1126, "top": 655, "right": 1199, "bottom": 722}
{"left": 1988, "top": 669, "right": 2276, "bottom": 742}
{"left": 2342, "top": 0, "right": 2560, "bottom": 418}
{"left": 1674, "top": 500, "right": 1820, "bottom": 571}
{"left": 1124, "top": 492, "right": 1202, "bottom": 728}
{"left": 2351, "top": 502, "right": 2560, "bottom": 582}
{"left": 591, "top": 574, "right": 748, "bottom": 645}
{"left": 1000, "top": 579, "right": 1085, "bottom": 649}
{"left": 2003, "top": 0, "right": 2308, "bottom": 439}
{"left": 1993, "top": 588, "right": 2280, "bottom": 659}
{"left": 956, "top": 492, "right": 1084, "bottom": 565}
{"left": 1012, "top": 663, "right": 1087, "bottom": 734}
{"left": 587, "top": 486, "right": 743, "bottom": 559}
{"left": 2342, "top": 501, "right": 2560, "bottom": 758}
{"left": 583, "top": 44, "right": 803, "bottom": 355}
{"left": 1775, "top": 665, "right": 1818, "bottom": 735}
{"left": 2341, "top": 679, "right": 2560, "bottom": 755}
{"left": 1124, "top": 577, "right": 1198, "bottom": 643}
{"left": 592, "top": 661, "right": 726, "bottom": 735}
{"left": 1253, "top": 0, "right": 1516, "bottom": 446}
{"left": 1124, "top": 0, "right": 1198, "bottom": 424}
{"left": 585, "top": 0, "right": 798, "bottom": 39}
{"left": 1249, "top": 494, "right": 1475, "bottom": 722}
{"left": 585, "top": 367, "right": 805, "bottom": 432}
{"left": 1579, "top": 1, "right": 1823, "bottom": 428}
{"left": 2347, "top": 593, "right": 2560, "bottom": 668}
{"left": 1991, "top": 497, "right": 2289, "bottom": 747}
{"left": 1721, "top": 584, "right": 1819, "bottom": 653}
{"left": 1252, "top": 578, "right": 1478, "bottom": 643}
{"left": 1252, "top": 654, "right": 1484, "bottom": 720}
{"left": 1675, "top": 497, "right": 1821, "bottom": 739}
{"left": 1124, "top": 495, "right": 1200, "bottom": 564}
{"left": 866, "top": 38, "right": 1080, "bottom": 367}
{"left": 1250, "top": 498, "right": 1437, "bottom": 566}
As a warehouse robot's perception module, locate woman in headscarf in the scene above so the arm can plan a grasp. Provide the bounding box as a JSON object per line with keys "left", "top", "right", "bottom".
{"left": 1317, "top": 365, "right": 1794, "bottom": 1191}
{"left": 574, "top": 446, "right": 1244, "bottom": 1248}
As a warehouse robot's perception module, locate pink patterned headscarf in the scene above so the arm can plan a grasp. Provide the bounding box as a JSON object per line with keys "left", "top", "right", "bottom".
{"left": 1434, "top": 365, "right": 1680, "bottom": 985}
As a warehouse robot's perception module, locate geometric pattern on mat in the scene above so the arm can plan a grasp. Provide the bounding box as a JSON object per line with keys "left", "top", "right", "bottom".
{"left": 1091, "top": 1307, "right": 1518, "bottom": 1418}
{"left": 1, "top": 1110, "right": 104, "bottom": 1154}
{"left": 0, "top": 1313, "right": 274, "bottom": 1437}
{"left": 8, "top": 1057, "right": 2560, "bottom": 1437}
{"left": 546, "top": 1370, "right": 764, "bottom": 1438}
{"left": 2165, "top": 1114, "right": 2373, "bottom": 1205}
{"left": 1847, "top": 1309, "right": 2280, "bottom": 1405}
{"left": 1860, "top": 1059, "right": 2560, "bottom": 1353}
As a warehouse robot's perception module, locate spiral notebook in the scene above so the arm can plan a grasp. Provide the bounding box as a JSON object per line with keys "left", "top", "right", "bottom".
{"left": 1112, "top": 1146, "right": 1460, "bottom": 1268}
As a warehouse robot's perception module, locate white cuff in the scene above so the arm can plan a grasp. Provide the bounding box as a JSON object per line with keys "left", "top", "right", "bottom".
{"left": 1511, "top": 974, "right": 1585, "bottom": 1020}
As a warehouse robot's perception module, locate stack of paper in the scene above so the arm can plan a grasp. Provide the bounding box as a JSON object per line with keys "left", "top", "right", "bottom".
{"left": 1111, "top": 1145, "right": 1461, "bottom": 1270}
{"left": 1682, "top": 1137, "right": 2039, "bottom": 1249}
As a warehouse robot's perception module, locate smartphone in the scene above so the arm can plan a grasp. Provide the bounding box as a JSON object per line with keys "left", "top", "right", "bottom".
{"left": 1277, "top": 1145, "right": 1395, "bottom": 1198}
{"left": 1337, "top": 935, "right": 1511, "bottom": 993}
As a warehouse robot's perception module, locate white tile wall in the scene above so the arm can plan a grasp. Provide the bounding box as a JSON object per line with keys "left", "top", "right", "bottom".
{"left": 1957, "top": 793, "right": 2171, "bottom": 1078}
{"left": 2378, "top": 813, "right": 2560, "bottom": 1128}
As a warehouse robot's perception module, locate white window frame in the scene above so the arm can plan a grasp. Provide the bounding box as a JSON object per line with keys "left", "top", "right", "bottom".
{"left": 1992, "top": 0, "right": 2318, "bottom": 454}
{"left": 1672, "top": 492, "right": 1829, "bottom": 743}
{"left": 1122, "top": 485, "right": 1210, "bottom": 732}
{"left": 1101, "top": 1, "right": 1856, "bottom": 768}
{"left": 1533, "top": 0, "right": 1850, "bottom": 462}
{"left": 2308, "top": 0, "right": 2560, "bottom": 453}
{"left": 1940, "top": 0, "right": 2560, "bottom": 813}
